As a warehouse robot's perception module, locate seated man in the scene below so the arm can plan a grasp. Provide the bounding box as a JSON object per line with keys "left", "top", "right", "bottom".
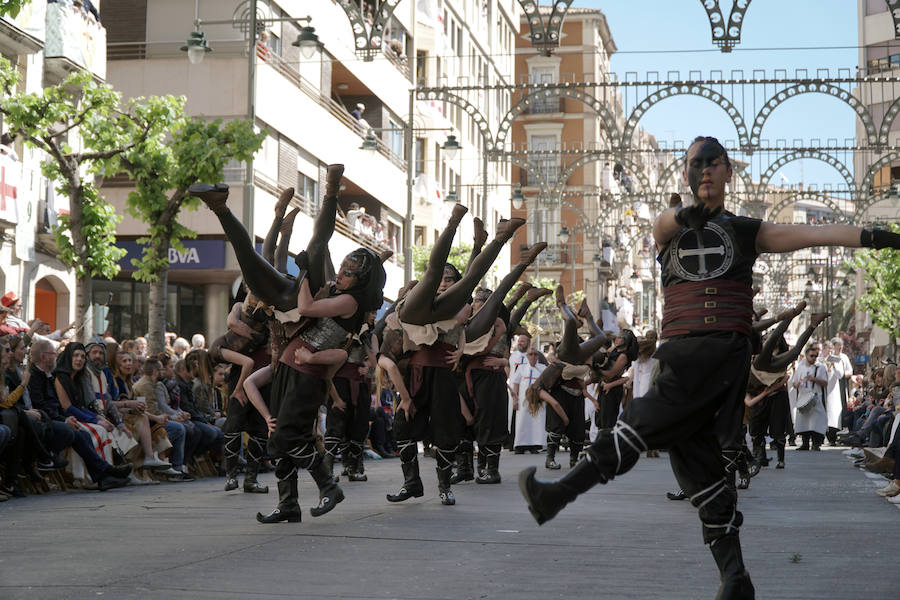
{"left": 26, "top": 339, "right": 131, "bottom": 490}
{"left": 133, "top": 359, "right": 192, "bottom": 481}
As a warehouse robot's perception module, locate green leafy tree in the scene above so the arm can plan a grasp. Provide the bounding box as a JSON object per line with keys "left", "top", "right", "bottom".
{"left": 119, "top": 112, "right": 265, "bottom": 354}
{"left": 0, "top": 60, "right": 173, "bottom": 341}
{"left": 853, "top": 223, "right": 900, "bottom": 353}
{"left": 411, "top": 243, "right": 473, "bottom": 280}
{"left": 0, "top": 0, "right": 30, "bottom": 18}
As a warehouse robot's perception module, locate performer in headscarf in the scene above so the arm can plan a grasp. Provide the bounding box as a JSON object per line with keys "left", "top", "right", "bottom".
{"left": 519, "top": 135, "right": 900, "bottom": 599}
{"left": 193, "top": 165, "right": 386, "bottom": 523}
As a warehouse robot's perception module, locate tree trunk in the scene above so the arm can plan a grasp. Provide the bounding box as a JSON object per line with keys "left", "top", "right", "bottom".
{"left": 67, "top": 177, "right": 93, "bottom": 343}
{"left": 75, "top": 275, "right": 93, "bottom": 344}
{"left": 147, "top": 236, "right": 170, "bottom": 355}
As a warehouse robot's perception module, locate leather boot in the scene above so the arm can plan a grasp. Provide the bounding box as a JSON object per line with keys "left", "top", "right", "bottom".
{"left": 476, "top": 446, "right": 487, "bottom": 479}
{"left": 386, "top": 457, "right": 424, "bottom": 502}
{"left": 518, "top": 460, "right": 606, "bottom": 525}
{"left": 308, "top": 458, "right": 345, "bottom": 517}
{"left": 451, "top": 442, "right": 474, "bottom": 484}
{"left": 256, "top": 478, "right": 301, "bottom": 523}
{"left": 346, "top": 442, "right": 368, "bottom": 482}
{"left": 476, "top": 444, "right": 501, "bottom": 484}
{"left": 223, "top": 432, "right": 241, "bottom": 491}
{"left": 569, "top": 442, "right": 583, "bottom": 468}
{"left": 243, "top": 438, "right": 269, "bottom": 493}
{"left": 189, "top": 183, "right": 230, "bottom": 213}
{"left": 710, "top": 535, "right": 755, "bottom": 600}
{"left": 436, "top": 449, "right": 456, "bottom": 506}
{"left": 545, "top": 441, "right": 561, "bottom": 470}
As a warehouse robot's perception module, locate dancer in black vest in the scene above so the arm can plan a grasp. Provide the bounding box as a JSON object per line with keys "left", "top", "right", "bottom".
{"left": 519, "top": 136, "right": 900, "bottom": 600}
{"left": 193, "top": 165, "right": 385, "bottom": 523}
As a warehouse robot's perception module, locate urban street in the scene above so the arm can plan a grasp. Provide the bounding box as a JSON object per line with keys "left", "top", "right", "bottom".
{"left": 2, "top": 448, "right": 897, "bottom": 599}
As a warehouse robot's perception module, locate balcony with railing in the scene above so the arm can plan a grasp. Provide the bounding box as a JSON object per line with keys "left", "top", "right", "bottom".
{"left": 527, "top": 96, "right": 563, "bottom": 114}
{"left": 44, "top": 1, "right": 107, "bottom": 81}
{"left": 263, "top": 51, "right": 406, "bottom": 171}
{"left": 520, "top": 163, "right": 562, "bottom": 187}
{"left": 0, "top": 0, "right": 45, "bottom": 56}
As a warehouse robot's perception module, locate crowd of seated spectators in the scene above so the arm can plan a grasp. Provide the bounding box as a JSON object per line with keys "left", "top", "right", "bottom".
{"left": 0, "top": 291, "right": 400, "bottom": 501}
{"left": 842, "top": 362, "right": 900, "bottom": 504}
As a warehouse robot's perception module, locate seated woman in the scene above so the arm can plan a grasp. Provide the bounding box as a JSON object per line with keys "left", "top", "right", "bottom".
{"left": 108, "top": 347, "right": 170, "bottom": 476}
{"left": 53, "top": 343, "right": 134, "bottom": 485}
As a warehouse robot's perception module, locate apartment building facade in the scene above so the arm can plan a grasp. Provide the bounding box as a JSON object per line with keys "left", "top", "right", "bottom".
{"left": 0, "top": 1, "right": 106, "bottom": 332}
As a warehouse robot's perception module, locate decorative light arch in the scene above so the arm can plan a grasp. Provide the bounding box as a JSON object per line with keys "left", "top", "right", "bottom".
{"left": 888, "top": 1, "right": 900, "bottom": 39}
{"left": 415, "top": 88, "right": 494, "bottom": 150}
{"left": 766, "top": 192, "right": 851, "bottom": 223}
{"left": 335, "top": 0, "right": 402, "bottom": 61}
{"left": 495, "top": 87, "right": 621, "bottom": 150}
{"left": 757, "top": 150, "right": 855, "bottom": 199}
{"left": 877, "top": 94, "right": 900, "bottom": 146}
{"left": 552, "top": 152, "right": 653, "bottom": 201}
{"left": 750, "top": 83, "right": 877, "bottom": 147}
{"left": 700, "top": 0, "right": 752, "bottom": 53}
{"left": 859, "top": 150, "right": 900, "bottom": 193}
{"left": 852, "top": 190, "right": 900, "bottom": 224}
{"left": 518, "top": 0, "right": 574, "bottom": 56}
{"left": 621, "top": 85, "right": 750, "bottom": 148}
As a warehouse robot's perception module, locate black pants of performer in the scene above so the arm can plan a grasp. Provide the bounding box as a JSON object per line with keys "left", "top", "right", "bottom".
{"left": 325, "top": 376, "right": 371, "bottom": 475}
{"left": 223, "top": 372, "right": 270, "bottom": 483}
{"left": 472, "top": 369, "right": 509, "bottom": 448}
{"left": 580, "top": 333, "right": 751, "bottom": 546}
{"left": 393, "top": 365, "right": 463, "bottom": 491}
{"left": 596, "top": 384, "right": 623, "bottom": 429}
{"left": 749, "top": 388, "right": 789, "bottom": 464}
{"left": 268, "top": 366, "right": 330, "bottom": 503}
{"left": 546, "top": 388, "right": 585, "bottom": 465}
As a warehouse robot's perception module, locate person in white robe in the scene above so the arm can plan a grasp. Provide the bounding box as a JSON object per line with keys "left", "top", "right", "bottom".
{"left": 510, "top": 348, "right": 546, "bottom": 452}
{"left": 789, "top": 344, "right": 828, "bottom": 450}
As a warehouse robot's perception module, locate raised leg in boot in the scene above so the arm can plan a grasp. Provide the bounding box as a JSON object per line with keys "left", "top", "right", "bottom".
{"left": 509, "top": 287, "right": 552, "bottom": 335}
{"left": 274, "top": 208, "right": 300, "bottom": 274}
{"left": 305, "top": 164, "right": 344, "bottom": 294}
{"left": 578, "top": 300, "right": 604, "bottom": 338}
{"left": 709, "top": 534, "right": 755, "bottom": 600}
{"left": 466, "top": 242, "right": 546, "bottom": 340}
{"left": 521, "top": 421, "right": 645, "bottom": 525}
{"left": 262, "top": 186, "right": 294, "bottom": 265}
{"left": 386, "top": 439, "right": 424, "bottom": 502}
{"left": 764, "top": 312, "right": 829, "bottom": 373}
{"left": 192, "top": 183, "right": 299, "bottom": 311}
{"left": 398, "top": 204, "right": 468, "bottom": 326}
{"left": 464, "top": 217, "right": 488, "bottom": 274}
{"left": 256, "top": 458, "right": 301, "bottom": 523}
{"left": 504, "top": 282, "right": 532, "bottom": 312}
{"left": 429, "top": 218, "right": 526, "bottom": 322}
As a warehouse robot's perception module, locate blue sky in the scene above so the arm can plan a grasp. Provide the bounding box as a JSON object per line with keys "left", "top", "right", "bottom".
{"left": 579, "top": 0, "right": 859, "bottom": 187}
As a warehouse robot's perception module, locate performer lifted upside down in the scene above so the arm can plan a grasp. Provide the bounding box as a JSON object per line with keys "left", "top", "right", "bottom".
{"left": 380, "top": 204, "right": 524, "bottom": 506}
{"left": 519, "top": 136, "right": 900, "bottom": 600}
{"left": 458, "top": 241, "right": 548, "bottom": 485}
{"left": 192, "top": 164, "right": 386, "bottom": 524}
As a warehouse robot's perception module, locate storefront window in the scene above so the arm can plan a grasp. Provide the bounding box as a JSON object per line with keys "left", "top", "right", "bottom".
{"left": 92, "top": 279, "right": 205, "bottom": 341}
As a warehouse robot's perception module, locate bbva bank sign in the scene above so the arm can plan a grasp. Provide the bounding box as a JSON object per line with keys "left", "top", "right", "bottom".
{"left": 117, "top": 240, "right": 227, "bottom": 271}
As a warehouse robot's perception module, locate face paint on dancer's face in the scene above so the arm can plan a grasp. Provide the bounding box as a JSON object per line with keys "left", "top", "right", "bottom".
{"left": 684, "top": 140, "right": 732, "bottom": 207}
{"left": 437, "top": 267, "right": 458, "bottom": 294}
{"left": 335, "top": 258, "right": 360, "bottom": 291}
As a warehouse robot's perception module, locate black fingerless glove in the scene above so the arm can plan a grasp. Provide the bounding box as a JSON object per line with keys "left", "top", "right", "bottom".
{"left": 674, "top": 203, "right": 722, "bottom": 232}
{"left": 860, "top": 228, "right": 900, "bottom": 250}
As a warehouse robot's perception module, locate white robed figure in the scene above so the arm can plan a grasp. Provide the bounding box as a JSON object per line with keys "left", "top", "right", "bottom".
{"left": 821, "top": 343, "right": 846, "bottom": 432}
{"left": 510, "top": 350, "right": 546, "bottom": 449}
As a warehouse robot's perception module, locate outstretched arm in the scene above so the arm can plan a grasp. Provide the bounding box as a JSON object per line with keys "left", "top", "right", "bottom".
{"left": 756, "top": 223, "right": 862, "bottom": 254}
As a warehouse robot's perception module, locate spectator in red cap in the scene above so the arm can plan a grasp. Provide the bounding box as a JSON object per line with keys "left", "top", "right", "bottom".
{"left": 1, "top": 293, "right": 28, "bottom": 332}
